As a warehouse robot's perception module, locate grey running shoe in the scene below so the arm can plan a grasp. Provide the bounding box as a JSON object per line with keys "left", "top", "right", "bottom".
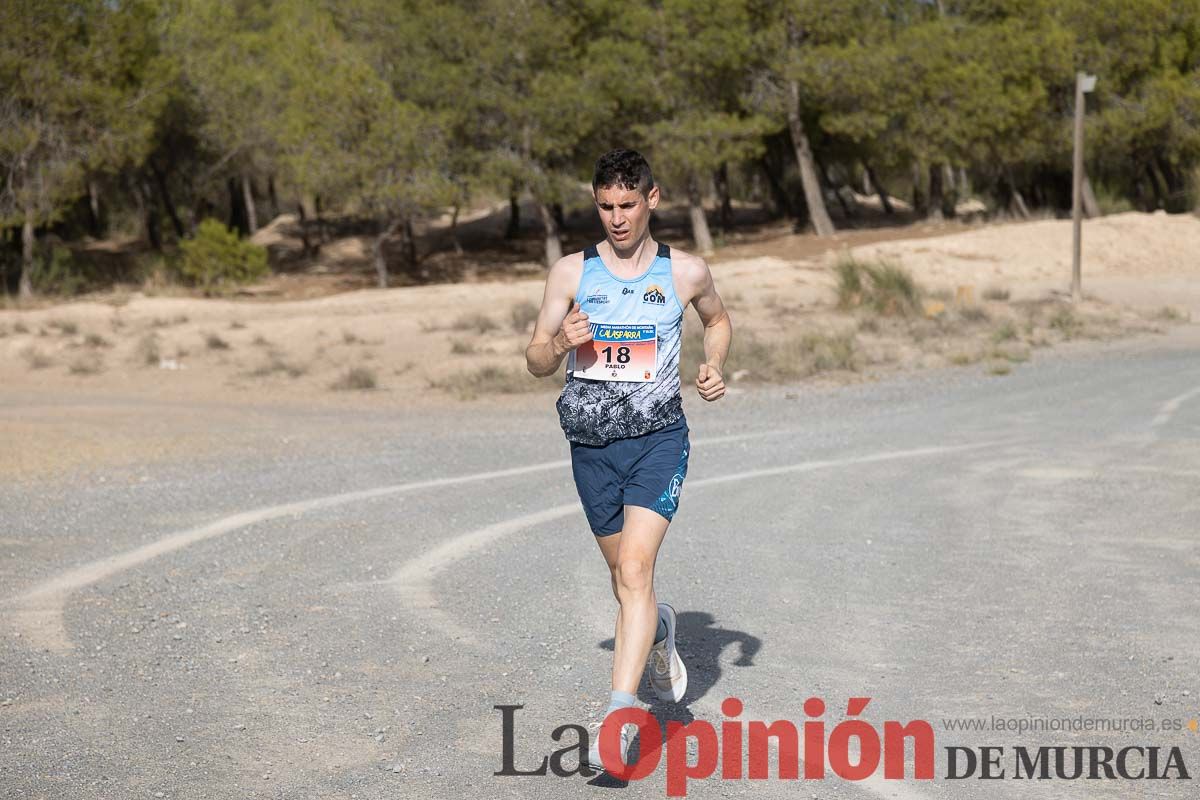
{"left": 648, "top": 602, "right": 687, "bottom": 702}
{"left": 585, "top": 717, "right": 634, "bottom": 774}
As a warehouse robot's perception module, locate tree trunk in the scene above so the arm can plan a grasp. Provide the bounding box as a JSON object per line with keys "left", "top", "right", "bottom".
{"left": 141, "top": 178, "right": 162, "bottom": 251}
{"left": 759, "top": 156, "right": 796, "bottom": 219}
{"left": 911, "top": 162, "right": 927, "bottom": 215}
{"left": 314, "top": 194, "right": 325, "bottom": 242}
{"left": 715, "top": 162, "right": 733, "bottom": 232}
{"left": 786, "top": 80, "right": 835, "bottom": 236}
{"left": 241, "top": 174, "right": 258, "bottom": 235}
{"left": 402, "top": 218, "right": 417, "bottom": 269}
{"left": 940, "top": 164, "right": 957, "bottom": 218}
{"left": 1005, "top": 170, "right": 1031, "bottom": 219}
{"left": 863, "top": 163, "right": 894, "bottom": 214}
{"left": 450, "top": 203, "right": 463, "bottom": 254}
{"left": 536, "top": 200, "right": 562, "bottom": 266}
{"left": 818, "top": 158, "right": 856, "bottom": 219}
{"left": 150, "top": 161, "right": 185, "bottom": 239}
{"left": 373, "top": 217, "right": 399, "bottom": 288}
{"left": 687, "top": 178, "right": 715, "bottom": 256}
{"left": 1147, "top": 161, "right": 1169, "bottom": 210}
{"left": 505, "top": 190, "right": 521, "bottom": 239}
{"left": 297, "top": 198, "right": 315, "bottom": 258}
{"left": 927, "top": 164, "right": 945, "bottom": 221}
{"left": 87, "top": 177, "right": 102, "bottom": 238}
{"left": 19, "top": 189, "right": 34, "bottom": 300}
{"left": 958, "top": 166, "right": 971, "bottom": 198}
{"left": 1081, "top": 173, "right": 1101, "bottom": 218}
{"left": 267, "top": 175, "right": 281, "bottom": 220}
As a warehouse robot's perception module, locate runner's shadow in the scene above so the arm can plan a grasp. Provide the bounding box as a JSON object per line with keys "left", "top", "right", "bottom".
{"left": 598, "top": 611, "right": 761, "bottom": 706}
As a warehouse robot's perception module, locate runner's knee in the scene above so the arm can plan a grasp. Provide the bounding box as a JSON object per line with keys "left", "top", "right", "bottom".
{"left": 615, "top": 557, "right": 653, "bottom": 596}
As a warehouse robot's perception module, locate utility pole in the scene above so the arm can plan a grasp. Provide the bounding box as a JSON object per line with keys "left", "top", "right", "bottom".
{"left": 1072, "top": 71, "right": 1097, "bottom": 303}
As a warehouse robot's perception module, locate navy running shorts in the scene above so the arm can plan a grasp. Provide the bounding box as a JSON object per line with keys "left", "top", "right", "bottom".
{"left": 569, "top": 415, "right": 690, "bottom": 537}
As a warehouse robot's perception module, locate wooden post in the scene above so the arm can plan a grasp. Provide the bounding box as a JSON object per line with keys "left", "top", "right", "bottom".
{"left": 1071, "top": 72, "right": 1095, "bottom": 303}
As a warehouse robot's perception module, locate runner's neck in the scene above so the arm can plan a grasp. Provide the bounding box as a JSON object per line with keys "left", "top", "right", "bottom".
{"left": 600, "top": 235, "right": 657, "bottom": 279}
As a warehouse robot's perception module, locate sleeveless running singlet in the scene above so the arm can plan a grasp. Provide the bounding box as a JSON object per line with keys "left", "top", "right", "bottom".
{"left": 556, "top": 242, "right": 684, "bottom": 446}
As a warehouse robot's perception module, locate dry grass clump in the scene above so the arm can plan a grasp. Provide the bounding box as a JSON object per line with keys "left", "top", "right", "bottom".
{"left": 730, "top": 330, "right": 858, "bottom": 382}
{"left": 991, "top": 321, "right": 1018, "bottom": 343}
{"left": 1156, "top": 305, "right": 1190, "bottom": 322}
{"left": 150, "top": 314, "right": 189, "bottom": 328}
{"left": 84, "top": 333, "right": 111, "bottom": 348}
{"left": 958, "top": 305, "right": 990, "bottom": 323}
{"left": 20, "top": 346, "right": 53, "bottom": 369}
{"left": 431, "top": 365, "right": 553, "bottom": 400}
{"left": 135, "top": 333, "right": 161, "bottom": 366}
{"left": 69, "top": 352, "right": 104, "bottom": 375}
{"left": 330, "top": 366, "right": 377, "bottom": 391}
{"left": 205, "top": 332, "right": 230, "bottom": 350}
{"left": 451, "top": 312, "right": 499, "bottom": 334}
{"left": 1048, "top": 307, "right": 1083, "bottom": 339}
{"left": 510, "top": 299, "right": 539, "bottom": 332}
{"left": 982, "top": 286, "right": 1011, "bottom": 301}
{"left": 247, "top": 349, "right": 306, "bottom": 378}
{"left": 49, "top": 319, "right": 78, "bottom": 335}
{"left": 835, "top": 257, "right": 922, "bottom": 316}
{"left": 450, "top": 338, "right": 478, "bottom": 355}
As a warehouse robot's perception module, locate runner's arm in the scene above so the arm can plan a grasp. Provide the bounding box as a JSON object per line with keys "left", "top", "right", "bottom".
{"left": 681, "top": 255, "right": 731, "bottom": 401}
{"left": 525, "top": 255, "right": 589, "bottom": 377}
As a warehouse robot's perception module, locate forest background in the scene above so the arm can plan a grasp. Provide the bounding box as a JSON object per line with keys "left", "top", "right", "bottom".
{"left": 3, "top": 0, "right": 1199, "bottom": 299}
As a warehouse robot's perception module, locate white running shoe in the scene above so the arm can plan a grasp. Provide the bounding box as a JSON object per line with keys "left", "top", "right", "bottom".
{"left": 585, "top": 717, "right": 634, "bottom": 774}
{"left": 648, "top": 602, "right": 688, "bottom": 702}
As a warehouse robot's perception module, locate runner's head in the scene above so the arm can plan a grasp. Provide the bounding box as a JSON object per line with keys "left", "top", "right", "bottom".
{"left": 593, "top": 149, "right": 660, "bottom": 249}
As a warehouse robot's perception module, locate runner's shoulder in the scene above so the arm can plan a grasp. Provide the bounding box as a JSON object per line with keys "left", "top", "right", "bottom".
{"left": 546, "top": 250, "right": 586, "bottom": 287}
{"left": 550, "top": 249, "right": 587, "bottom": 275}
{"left": 666, "top": 246, "right": 711, "bottom": 290}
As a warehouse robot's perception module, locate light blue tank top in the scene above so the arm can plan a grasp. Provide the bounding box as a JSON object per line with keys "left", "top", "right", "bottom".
{"left": 557, "top": 241, "right": 685, "bottom": 445}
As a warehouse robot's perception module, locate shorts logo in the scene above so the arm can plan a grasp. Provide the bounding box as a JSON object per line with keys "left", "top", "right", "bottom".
{"left": 668, "top": 474, "right": 682, "bottom": 502}
{"left": 642, "top": 284, "right": 666, "bottom": 305}
{"left": 585, "top": 293, "right": 609, "bottom": 305}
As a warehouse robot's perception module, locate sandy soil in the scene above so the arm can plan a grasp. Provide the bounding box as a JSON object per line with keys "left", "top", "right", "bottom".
{"left": 1, "top": 211, "right": 1196, "bottom": 481}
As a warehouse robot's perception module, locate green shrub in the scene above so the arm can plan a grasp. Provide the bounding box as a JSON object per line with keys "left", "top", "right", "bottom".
{"left": 30, "top": 245, "right": 86, "bottom": 296}
{"left": 835, "top": 256, "right": 921, "bottom": 316}
{"left": 177, "top": 219, "right": 268, "bottom": 294}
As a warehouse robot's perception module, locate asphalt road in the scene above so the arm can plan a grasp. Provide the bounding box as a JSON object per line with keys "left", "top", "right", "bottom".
{"left": 2, "top": 328, "right": 1199, "bottom": 800}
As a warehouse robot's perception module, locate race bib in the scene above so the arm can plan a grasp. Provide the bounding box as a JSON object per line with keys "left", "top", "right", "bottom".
{"left": 573, "top": 323, "right": 657, "bottom": 382}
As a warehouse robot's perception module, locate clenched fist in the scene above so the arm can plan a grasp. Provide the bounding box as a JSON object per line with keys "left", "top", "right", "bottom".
{"left": 557, "top": 301, "right": 594, "bottom": 352}
{"left": 696, "top": 362, "right": 726, "bottom": 401}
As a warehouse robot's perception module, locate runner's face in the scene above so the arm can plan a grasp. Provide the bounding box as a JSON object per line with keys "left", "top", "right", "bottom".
{"left": 594, "top": 184, "right": 659, "bottom": 249}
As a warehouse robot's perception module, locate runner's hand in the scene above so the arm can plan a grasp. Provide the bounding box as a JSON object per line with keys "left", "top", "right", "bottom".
{"left": 696, "top": 363, "right": 726, "bottom": 401}
{"left": 558, "top": 302, "right": 593, "bottom": 351}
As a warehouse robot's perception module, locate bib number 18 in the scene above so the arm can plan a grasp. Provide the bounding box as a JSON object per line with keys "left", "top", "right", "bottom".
{"left": 601, "top": 346, "right": 631, "bottom": 364}
{"left": 572, "top": 323, "right": 656, "bottom": 383}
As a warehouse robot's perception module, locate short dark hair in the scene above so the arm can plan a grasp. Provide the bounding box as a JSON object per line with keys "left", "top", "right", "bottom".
{"left": 592, "top": 149, "right": 654, "bottom": 196}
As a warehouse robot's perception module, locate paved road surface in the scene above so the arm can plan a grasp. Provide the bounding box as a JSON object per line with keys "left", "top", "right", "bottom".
{"left": 2, "top": 328, "right": 1199, "bottom": 799}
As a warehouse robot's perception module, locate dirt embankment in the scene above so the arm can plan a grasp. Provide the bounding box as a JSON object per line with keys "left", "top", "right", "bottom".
{"left": 1, "top": 211, "right": 1196, "bottom": 480}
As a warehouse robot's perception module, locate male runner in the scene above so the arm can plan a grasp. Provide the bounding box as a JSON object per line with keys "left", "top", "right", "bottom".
{"left": 525, "top": 149, "right": 732, "bottom": 773}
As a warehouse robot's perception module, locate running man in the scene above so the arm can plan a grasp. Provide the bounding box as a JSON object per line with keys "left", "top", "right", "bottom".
{"left": 525, "top": 149, "right": 732, "bottom": 773}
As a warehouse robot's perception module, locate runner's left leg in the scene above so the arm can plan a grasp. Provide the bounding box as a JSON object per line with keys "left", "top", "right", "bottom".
{"left": 595, "top": 505, "right": 670, "bottom": 695}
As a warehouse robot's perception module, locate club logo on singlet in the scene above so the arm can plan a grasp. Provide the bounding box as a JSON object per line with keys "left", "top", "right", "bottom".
{"left": 585, "top": 293, "right": 609, "bottom": 305}
{"left": 643, "top": 284, "right": 666, "bottom": 305}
